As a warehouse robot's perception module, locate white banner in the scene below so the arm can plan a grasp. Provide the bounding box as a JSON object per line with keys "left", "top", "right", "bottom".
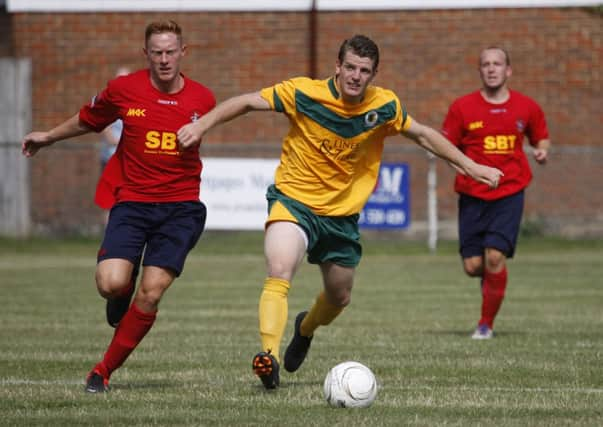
{"left": 201, "top": 157, "right": 278, "bottom": 230}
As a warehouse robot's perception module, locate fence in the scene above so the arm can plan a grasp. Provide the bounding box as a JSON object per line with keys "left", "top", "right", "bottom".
{"left": 0, "top": 58, "right": 31, "bottom": 237}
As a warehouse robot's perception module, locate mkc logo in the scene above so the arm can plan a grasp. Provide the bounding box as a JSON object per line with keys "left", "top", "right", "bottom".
{"left": 484, "top": 134, "right": 517, "bottom": 153}
{"left": 145, "top": 130, "right": 177, "bottom": 151}
{"left": 468, "top": 121, "right": 484, "bottom": 131}
{"left": 127, "top": 108, "right": 146, "bottom": 117}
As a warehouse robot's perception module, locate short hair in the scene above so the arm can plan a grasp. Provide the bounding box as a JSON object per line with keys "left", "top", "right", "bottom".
{"left": 481, "top": 46, "right": 511, "bottom": 66}
{"left": 338, "top": 35, "right": 380, "bottom": 70}
{"left": 145, "top": 20, "right": 183, "bottom": 47}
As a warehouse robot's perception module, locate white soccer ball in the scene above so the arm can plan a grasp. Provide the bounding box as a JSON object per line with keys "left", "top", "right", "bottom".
{"left": 323, "top": 361, "right": 378, "bottom": 408}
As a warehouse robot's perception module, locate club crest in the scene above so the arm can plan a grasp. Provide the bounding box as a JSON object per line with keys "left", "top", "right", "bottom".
{"left": 364, "top": 110, "right": 379, "bottom": 128}
{"left": 516, "top": 119, "right": 525, "bottom": 132}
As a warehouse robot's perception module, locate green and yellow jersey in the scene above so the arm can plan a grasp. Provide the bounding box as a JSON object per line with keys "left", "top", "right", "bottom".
{"left": 260, "top": 76, "right": 412, "bottom": 216}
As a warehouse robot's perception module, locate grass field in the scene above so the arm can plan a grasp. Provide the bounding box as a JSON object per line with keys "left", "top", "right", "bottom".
{"left": 1, "top": 233, "right": 602, "bottom": 426}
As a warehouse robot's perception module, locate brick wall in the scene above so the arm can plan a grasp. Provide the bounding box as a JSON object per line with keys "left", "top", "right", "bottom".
{"left": 7, "top": 8, "right": 603, "bottom": 236}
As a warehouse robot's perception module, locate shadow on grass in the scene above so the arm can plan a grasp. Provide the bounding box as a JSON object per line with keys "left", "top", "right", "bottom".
{"left": 424, "top": 329, "right": 526, "bottom": 338}
{"left": 110, "top": 380, "right": 182, "bottom": 391}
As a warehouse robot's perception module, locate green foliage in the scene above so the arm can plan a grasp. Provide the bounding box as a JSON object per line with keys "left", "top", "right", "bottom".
{"left": 0, "top": 235, "right": 602, "bottom": 426}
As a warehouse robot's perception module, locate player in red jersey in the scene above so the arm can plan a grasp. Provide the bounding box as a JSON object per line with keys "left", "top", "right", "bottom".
{"left": 21, "top": 21, "right": 216, "bottom": 392}
{"left": 442, "top": 47, "right": 550, "bottom": 339}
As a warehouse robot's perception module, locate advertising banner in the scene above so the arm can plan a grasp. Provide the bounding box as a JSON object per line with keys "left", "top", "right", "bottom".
{"left": 359, "top": 162, "right": 410, "bottom": 229}
{"left": 201, "top": 158, "right": 278, "bottom": 230}
{"left": 201, "top": 158, "right": 409, "bottom": 230}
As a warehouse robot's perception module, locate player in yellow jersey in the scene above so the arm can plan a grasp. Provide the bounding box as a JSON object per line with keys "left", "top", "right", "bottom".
{"left": 178, "top": 35, "right": 503, "bottom": 389}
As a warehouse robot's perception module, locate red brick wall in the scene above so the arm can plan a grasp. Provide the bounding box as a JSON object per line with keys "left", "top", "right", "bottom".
{"left": 8, "top": 9, "right": 603, "bottom": 236}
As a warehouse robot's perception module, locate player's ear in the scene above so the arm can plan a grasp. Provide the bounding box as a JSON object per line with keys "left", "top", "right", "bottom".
{"left": 335, "top": 59, "right": 342, "bottom": 74}
{"left": 181, "top": 44, "right": 188, "bottom": 56}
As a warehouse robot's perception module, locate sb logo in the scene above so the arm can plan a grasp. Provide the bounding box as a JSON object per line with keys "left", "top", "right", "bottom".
{"left": 484, "top": 135, "right": 517, "bottom": 152}
{"left": 145, "top": 131, "right": 177, "bottom": 151}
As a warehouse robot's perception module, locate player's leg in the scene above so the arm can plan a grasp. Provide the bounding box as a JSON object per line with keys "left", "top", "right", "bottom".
{"left": 462, "top": 256, "right": 484, "bottom": 278}
{"left": 97, "top": 203, "right": 146, "bottom": 328}
{"left": 473, "top": 191, "right": 523, "bottom": 339}
{"left": 86, "top": 201, "right": 206, "bottom": 393}
{"left": 476, "top": 248, "right": 508, "bottom": 332}
{"left": 284, "top": 214, "right": 360, "bottom": 373}
{"left": 86, "top": 266, "right": 175, "bottom": 393}
{"left": 97, "top": 258, "right": 140, "bottom": 328}
{"left": 457, "top": 194, "right": 492, "bottom": 339}
{"left": 261, "top": 220, "right": 307, "bottom": 358}
{"left": 284, "top": 263, "right": 355, "bottom": 373}
{"left": 96, "top": 258, "right": 137, "bottom": 299}
{"left": 253, "top": 220, "right": 307, "bottom": 389}
{"left": 458, "top": 194, "right": 486, "bottom": 278}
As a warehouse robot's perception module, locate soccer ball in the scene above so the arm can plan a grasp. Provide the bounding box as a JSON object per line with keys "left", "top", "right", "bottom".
{"left": 323, "top": 361, "right": 378, "bottom": 408}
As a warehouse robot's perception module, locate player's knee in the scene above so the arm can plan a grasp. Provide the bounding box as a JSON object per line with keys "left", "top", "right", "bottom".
{"left": 327, "top": 289, "right": 351, "bottom": 307}
{"left": 463, "top": 259, "right": 483, "bottom": 277}
{"left": 135, "top": 286, "right": 163, "bottom": 310}
{"left": 485, "top": 250, "right": 506, "bottom": 271}
{"left": 95, "top": 269, "right": 130, "bottom": 298}
{"left": 336, "top": 295, "right": 351, "bottom": 307}
{"left": 266, "top": 261, "right": 295, "bottom": 282}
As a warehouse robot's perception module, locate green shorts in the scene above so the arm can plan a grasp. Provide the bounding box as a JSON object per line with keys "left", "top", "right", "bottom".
{"left": 266, "top": 184, "right": 362, "bottom": 267}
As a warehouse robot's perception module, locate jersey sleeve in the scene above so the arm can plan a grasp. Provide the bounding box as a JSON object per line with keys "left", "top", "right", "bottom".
{"left": 379, "top": 90, "right": 411, "bottom": 136}
{"left": 260, "top": 79, "right": 298, "bottom": 116}
{"left": 441, "top": 101, "right": 464, "bottom": 146}
{"left": 394, "top": 97, "right": 412, "bottom": 134}
{"left": 525, "top": 100, "right": 549, "bottom": 146}
{"left": 79, "top": 80, "right": 120, "bottom": 133}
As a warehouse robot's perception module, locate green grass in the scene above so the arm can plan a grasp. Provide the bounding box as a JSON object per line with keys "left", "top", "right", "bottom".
{"left": 1, "top": 233, "right": 602, "bottom": 426}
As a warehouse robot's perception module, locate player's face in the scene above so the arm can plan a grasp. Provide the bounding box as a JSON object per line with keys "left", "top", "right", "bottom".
{"left": 335, "top": 51, "right": 377, "bottom": 103}
{"left": 479, "top": 49, "right": 511, "bottom": 91}
{"left": 144, "top": 32, "right": 186, "bottom": 88}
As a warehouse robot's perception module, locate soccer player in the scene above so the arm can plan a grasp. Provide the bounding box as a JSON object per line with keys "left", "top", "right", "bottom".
{"left": 21, "top": 21, "right": 216, "bottom": 392}
{"left": 441, "top": 47, "right": 550, "bottom": 339}
{"left": 177, "top": 35, "right": 503, "bottom": 389}
{"left": 98, "top": 66, "right": 131, "bottom": 226}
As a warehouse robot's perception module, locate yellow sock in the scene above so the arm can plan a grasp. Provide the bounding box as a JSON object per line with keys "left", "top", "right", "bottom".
{"left": 300, "top": 291, "right": 343, "bottom": 337}
{"left": 258, "top": 277, "right": 290, "bottom": 362}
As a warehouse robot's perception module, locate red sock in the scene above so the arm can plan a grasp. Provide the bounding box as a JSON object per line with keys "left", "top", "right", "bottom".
{"left": 95, "top": 303, "right": 157, "bottom": 379}
{"left": 479, "top": 267, "right": 508, "bottom": 329}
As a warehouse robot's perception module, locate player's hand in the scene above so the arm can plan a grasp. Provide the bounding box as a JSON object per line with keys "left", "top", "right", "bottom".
{"left": 472, "top": 164, "right": 504, "bottom": 189}
{"left": 21, "top": 132, "right": 53, "bottom": 157}
{"left": 533, "top": 147, "right": 548, "bottom": 164}
{"left": 177, "top": 122, "right": 204, "bottom": 151}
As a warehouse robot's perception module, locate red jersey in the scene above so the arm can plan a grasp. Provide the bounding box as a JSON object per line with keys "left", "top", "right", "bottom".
{"left": 442, "top": 90, "right": 548, "bottom": 200}
{"left": 82, "top": 69, "right": 215, "bottom": 205}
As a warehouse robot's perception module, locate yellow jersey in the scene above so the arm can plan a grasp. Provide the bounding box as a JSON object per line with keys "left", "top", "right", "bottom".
{"left": 260, "top": 76, "right": 412, "bottom": 216}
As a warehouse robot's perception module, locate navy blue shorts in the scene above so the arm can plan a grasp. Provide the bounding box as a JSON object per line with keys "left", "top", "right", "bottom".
{"left": 98, "top": 201, "right": 207, "bottom": 276}
{"left": 458, "top": 191, "right": 524, "bottom": 259}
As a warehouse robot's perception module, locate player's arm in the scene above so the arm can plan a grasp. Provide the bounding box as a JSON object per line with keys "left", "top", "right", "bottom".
{"left": 178, "top": 91, "right": 271, "bottom": 150}
{"left": 532, "top": 138, "right": 550, "bottom": 164}
{"left": 22, "top": 113, "right": 93, "bottom": 157}
{"left": 402, "top": 119, "right": 503, "bottom": 189}
{"left": 101, "top": 121, "right": 121, "bottom": 146}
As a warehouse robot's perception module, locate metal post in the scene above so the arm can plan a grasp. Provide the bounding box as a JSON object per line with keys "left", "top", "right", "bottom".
{"left": 427, "top": 152, "right": 438, "bottom": 253}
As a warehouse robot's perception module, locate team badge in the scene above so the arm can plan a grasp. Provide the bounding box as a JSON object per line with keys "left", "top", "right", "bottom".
{"left": 191, "top": 112, "right": 200, "bottom": 122}
{"left": 364, "top": 110, "right": 379, "bottom": 128}
{"left": 516, "top": 120, "right": 525, "bottom": 132}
